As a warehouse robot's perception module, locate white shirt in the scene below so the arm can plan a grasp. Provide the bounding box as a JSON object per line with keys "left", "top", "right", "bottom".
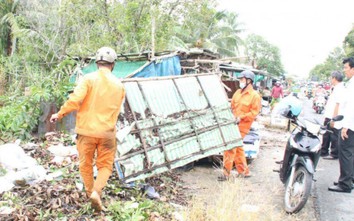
{"left": 324, "top": 82, "right": 345, "bottom": 119}
{"left": 339, "top": 77, "right": 354, "bottom": 131}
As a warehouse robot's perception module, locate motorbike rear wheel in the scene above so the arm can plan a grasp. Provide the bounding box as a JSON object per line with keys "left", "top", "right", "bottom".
{"left": 284, "top": 165, "right": 313, "bottom": 214}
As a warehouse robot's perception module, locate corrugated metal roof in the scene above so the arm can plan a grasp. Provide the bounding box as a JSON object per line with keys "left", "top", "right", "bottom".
{"left": 115, "top": 73, "right": 242, "bottom": 182}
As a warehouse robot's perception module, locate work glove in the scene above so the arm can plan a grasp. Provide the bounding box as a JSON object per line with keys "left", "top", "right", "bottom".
{"left": 235, "top": 117, "right": 241, "bottom": 124}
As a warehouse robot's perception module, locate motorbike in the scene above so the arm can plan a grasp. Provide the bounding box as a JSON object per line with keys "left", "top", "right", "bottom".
{"left": 276, "top": 113, "right": 343, "bottom": 214}
{"left": 313, "top": 95, "right": 326, "bottom": 114}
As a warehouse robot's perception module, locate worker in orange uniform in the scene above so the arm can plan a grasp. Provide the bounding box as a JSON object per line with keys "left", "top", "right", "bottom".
{"left": 50, "top": 47, "right": 125, "bottom": 212}
{"left": 219, "top": 70, "right": 261, "bottom": 181}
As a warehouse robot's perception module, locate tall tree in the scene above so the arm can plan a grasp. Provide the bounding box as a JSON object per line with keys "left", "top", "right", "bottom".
{"left": 244, "top": 34, "right": 284, "bottom": 76}
{"left": 204, "top": 11, "right": 244, "bottom": 56}
{"left": 309, "top": 47, "right": 345, "bottom": 80}
{"left": 343, "top": 25, "right": 354, "bottom": 57}
{"left": 0, "top": 0, "right": 20, "bottom": 56}
{"left": 169, "top": 1, "right": 243, "bottom": 57}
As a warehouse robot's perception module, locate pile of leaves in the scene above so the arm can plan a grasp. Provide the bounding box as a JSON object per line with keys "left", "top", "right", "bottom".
{"left": 0, "top": 133, "right": 189, "bottom": 220}
{"left": 1, "top": 178, "right": 87, "bottom": 221}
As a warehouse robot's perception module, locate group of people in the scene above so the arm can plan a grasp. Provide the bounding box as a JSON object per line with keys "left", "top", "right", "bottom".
{"left": 320, "top": 57, "right": 354, "bottom": 193}
{"left": 49, "top": 46, "right": 262, "bottom": 212}
{"left": 48, "top": 45, "right": 354, "bottom": 214}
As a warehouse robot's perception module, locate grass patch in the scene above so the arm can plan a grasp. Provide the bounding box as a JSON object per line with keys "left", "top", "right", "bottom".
{"left": 183, "top": 178, "right": 312, "bottom": 221}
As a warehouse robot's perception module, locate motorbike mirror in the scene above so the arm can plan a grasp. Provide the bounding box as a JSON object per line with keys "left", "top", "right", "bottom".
{"left": 332, "top": 115, "right": 344, "bottom": 122}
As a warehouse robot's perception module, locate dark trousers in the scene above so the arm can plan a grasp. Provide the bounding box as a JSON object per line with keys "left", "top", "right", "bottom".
{"left": 338, "top": 129, "right": 354, "bottom": 190}
{"left": 321, "top": 118, "right": 339, "bottom": 157}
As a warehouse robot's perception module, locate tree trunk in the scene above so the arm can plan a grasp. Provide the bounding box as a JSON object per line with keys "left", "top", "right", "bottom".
{"left": 0, "top": 65, "right": 5, "bottom": 97}
{"left": 6, "top": 30, "right": 12, "bottom": 56}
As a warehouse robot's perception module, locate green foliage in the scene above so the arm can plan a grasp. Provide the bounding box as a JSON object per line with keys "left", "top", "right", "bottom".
{"left": 106, "top": 199, "right": 170, "bottom": 221}
{"left": 310, "top": 27, "right": 352, "bottom": 80}
{"left": 245, "top": 34, "right": 284, "bottom": 76}
{"left": 59, "top": 0, "right": 238, "bottom": 56}
{"left": 0, "top": 0, "right": 244, "bottom": 140}
{"left": 1, "top": 191, "right": 21, "bottom": 207}
{"left": 0, "top": 166, "right": 6, "bottom": 176}
{"left": 344, "top": 26, "right": 354, "bottom": 57}
{"left": 0, "top": 96, "right": 40, "bottom": 140}
{"left": 309, "top": 47, "right": 345, "bottom": 81}
{"left": 0, "top": 56, "right": 75, "bottom": 140}
{"left": 0, "top": 0, "right": 19, "bottom": 56}
{"left": 107, "top": 200, "right": 152, "bottom": 221}
{"left": 170, "top": 2, "right": 243, "bottom": 57}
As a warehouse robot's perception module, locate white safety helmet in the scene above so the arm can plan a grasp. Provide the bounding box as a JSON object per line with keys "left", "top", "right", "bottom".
{"left": 95, "top": 47, "right": 117, "bottom": 63}
{"left": 238, "top": 70, "right": 255, "bottom": 82}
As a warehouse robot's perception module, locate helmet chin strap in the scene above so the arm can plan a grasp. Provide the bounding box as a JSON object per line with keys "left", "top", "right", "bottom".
{"left": 241, "top": 80, "right": 252, "bottom": 92}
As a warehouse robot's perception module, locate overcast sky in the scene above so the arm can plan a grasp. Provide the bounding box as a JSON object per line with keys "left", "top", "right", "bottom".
{"left": 218, "top": 0, "right": 354, "bottom": 78}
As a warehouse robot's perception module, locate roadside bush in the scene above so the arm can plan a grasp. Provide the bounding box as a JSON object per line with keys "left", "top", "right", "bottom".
{"left": 0, "top": 58, "right": 75, "bottom": 141}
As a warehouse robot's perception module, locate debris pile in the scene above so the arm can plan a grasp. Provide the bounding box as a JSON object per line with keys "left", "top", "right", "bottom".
{"left": 0, "top": 133, "right": 188, "bottom": 220}
{"left": 0, "top": 143, "right": 47, "bottom": 194}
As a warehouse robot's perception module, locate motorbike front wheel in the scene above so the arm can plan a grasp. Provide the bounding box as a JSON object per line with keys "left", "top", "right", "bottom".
{"left": 284, "top": 165, "right": 313, "bottom": 214}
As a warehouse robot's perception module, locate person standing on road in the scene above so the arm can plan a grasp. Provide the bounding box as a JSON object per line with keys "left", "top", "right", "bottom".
{"left": 219, "top": 70, "right": 261, "bottom": 181}
{"left": 270, "top": 81, "right": 283, "bottom": 109}
{"left": 321, "top": 71, "right": 345, "bottom": 160}
{"left": 50, "top": 47, "right": 126, "bottom": 211}
{"left": 328, "top": 57, "right": 354, "bottom": 193}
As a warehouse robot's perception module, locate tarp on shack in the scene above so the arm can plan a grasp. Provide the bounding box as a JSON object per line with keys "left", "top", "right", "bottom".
{"left": 71, "top": 55, "right": 181, "bottom": 82}
{"left": 115, "top": 73, "right": 242, "bottom": 182}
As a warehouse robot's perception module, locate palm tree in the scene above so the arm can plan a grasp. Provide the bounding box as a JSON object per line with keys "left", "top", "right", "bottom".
{"left": 204, "top": 11, "right": 244, "bottom": 57}
{"left": 0, "top": 0, "right": 19, "bottom": 96}
{"left": 0, "top": 0, "right": 31, "bottom": 56}
{"left": 0, "top": 0, "right": 19, "bottom": 56}
{"left": 169, "top": 10, "right": 243, "bottom": 57}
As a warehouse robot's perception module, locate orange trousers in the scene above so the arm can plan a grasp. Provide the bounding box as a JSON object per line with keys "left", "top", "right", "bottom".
{"left": 76, "top": 135, "right": 117, "bottom": 197}
{"left": 223, "top": 132, "right": 249, "bottom": 176}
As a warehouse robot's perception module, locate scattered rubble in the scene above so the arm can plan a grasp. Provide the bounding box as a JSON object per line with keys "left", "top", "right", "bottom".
{"left": 0, "top": 132, "right": 188, "bottom": 220}
{"left": 0, "top": 143, "right": 47, "bottom": 194}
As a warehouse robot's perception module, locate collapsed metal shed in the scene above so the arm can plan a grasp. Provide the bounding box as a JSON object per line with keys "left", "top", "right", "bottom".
{"left": 115, "top": 73, "right": 242, "bottom": 182}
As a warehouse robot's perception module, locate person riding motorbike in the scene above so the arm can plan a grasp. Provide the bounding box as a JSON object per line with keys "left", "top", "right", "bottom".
{"left": 313, "top": 84, "right": 327, "bottom": 108}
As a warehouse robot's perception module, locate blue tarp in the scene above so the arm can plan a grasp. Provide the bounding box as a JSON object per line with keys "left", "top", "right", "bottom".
{"left": 70, "top": 55, "right": 181, "bottom": 83}
{"left": 131, "top": 56, "right": 181, "bottom": 78}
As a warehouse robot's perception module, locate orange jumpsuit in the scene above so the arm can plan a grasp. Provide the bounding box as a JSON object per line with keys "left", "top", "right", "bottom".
{"left": 57, "top": 67, "right": 125, "bottom": 197}
{"left": 223, "top": 84, "right": 261, "bottom": 176}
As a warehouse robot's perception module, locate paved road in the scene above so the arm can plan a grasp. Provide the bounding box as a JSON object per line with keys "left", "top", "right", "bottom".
{"left": 301, "top": 97, "right": 354, "bottom": 221}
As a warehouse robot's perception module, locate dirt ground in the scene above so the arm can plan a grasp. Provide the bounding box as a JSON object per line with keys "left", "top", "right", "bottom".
{"left": 179, "top": 118, "right": 318, "bottom": 221}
